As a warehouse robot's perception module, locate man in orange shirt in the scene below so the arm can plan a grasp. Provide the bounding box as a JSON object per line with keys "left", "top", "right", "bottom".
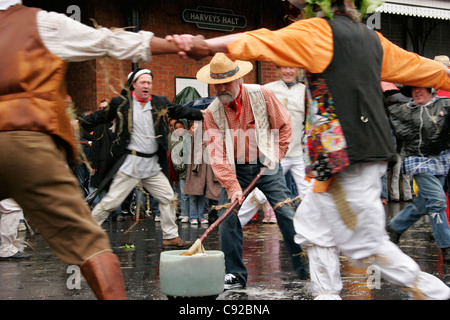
{"left": 173, "top": 0, "right": 450, "bottom": 299}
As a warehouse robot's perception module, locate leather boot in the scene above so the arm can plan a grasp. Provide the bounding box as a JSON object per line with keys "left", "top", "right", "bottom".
{"left": 80, "top": 252, "right": 127, "bottom": 300}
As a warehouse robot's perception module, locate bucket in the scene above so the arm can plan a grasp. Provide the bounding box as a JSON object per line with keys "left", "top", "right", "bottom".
{"left": 159, "top": 250, "right": 225, "bottom": 298}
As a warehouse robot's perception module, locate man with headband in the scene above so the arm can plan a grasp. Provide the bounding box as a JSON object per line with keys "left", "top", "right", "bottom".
{"left": 79, "top": 68, "right": 202, "bottom": 248}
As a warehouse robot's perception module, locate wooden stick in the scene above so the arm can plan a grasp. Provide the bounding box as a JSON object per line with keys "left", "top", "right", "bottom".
{"left": 181, "top": 166, "right": 267, "bottom": 256}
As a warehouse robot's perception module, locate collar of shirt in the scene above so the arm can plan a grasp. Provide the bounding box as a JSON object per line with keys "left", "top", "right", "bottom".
{"left": 133, "top": 96, "right": 152, "bottom": 112}
{"left": 225, "top": 84, "right": 243, "bottom": 120}
{"left": 132, "top": 91, "right": 152, "bottom": 104}
{"left": 283, "top": 80, "right": 297, "bottom": 88}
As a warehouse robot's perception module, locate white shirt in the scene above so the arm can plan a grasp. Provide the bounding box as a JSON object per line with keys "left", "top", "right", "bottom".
{"left": 0, "top": 1, "right": 21, "bottom": 10}
{"left": 119, "top": 98, "right": 161, "bottom": 178}
{"left": 264, "top": 80, "right": 306, "bottom": 158}
{"left": 35, "top": 10, "right": 153, "bottom": 63}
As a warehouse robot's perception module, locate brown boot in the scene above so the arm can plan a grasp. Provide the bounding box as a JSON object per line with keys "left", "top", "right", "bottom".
{"left": 163, "top": 237, "right": 192, "bottom": 248}
{"left": 80, "top": 252, "right": 127, "bottom": 300}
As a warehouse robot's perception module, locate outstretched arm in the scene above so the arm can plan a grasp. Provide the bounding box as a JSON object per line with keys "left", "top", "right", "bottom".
{"left": 152, "top": 35, "right": 210, "bottom": 60}
{"left": 377, "top": 32, "right": 450, "bottom": 91}
{"left": 168, "top": 33, "right": 242, "bottom": 60}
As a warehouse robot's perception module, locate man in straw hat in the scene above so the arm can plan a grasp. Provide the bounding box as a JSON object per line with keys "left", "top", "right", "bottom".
{"left": 0, "top": 0, "right": 207, "bottom": 299}
{"left": 197, "top": 53, "right": 309, "bottom": 289}
{"left": 172, "top": 0, "right": 450, "bottom": 299}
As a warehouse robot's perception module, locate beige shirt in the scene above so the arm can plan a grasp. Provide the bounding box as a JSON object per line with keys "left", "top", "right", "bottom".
{"left": 264, "top": 80, "right": 305, "bottom": 158}
{"left": 36, "top": 10, "right": 153, "bottom": 63}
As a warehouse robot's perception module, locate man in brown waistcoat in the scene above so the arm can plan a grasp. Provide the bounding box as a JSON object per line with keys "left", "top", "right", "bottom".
{"left": 0, "top": 0, "right": 207, "bottom": 299}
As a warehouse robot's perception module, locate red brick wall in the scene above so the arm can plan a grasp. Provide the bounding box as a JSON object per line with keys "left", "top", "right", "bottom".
{"left": 90, "top": 0, "right": 286, "bottom": 109}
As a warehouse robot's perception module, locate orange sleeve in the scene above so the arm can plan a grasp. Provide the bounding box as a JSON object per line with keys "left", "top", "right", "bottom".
{"left": 227, "top": 18, "right": 334, "bottom": 74}
{"left": 377, "top": 32, "right": 450, "bottom": 91}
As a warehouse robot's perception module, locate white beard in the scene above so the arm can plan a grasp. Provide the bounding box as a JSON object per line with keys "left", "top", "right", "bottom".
{"left": 217, "top": 91, "right": 236, "bottom": 104}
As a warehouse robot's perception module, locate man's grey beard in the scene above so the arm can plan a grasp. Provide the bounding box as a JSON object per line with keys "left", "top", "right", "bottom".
{"left": 217, "top": 91, "right": 236, "bottom": 104}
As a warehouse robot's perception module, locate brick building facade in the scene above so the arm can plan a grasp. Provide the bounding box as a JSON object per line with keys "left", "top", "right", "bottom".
{"left": 23, "top": 0, "right": 450, "bottom": 115}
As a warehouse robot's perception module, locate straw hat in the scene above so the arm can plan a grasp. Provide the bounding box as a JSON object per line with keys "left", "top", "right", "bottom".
{"left": 196, "top": 53, "right": 253, "bottom": 84}
{"left": 434, "top": 55, "right": 450, "bottom": 67}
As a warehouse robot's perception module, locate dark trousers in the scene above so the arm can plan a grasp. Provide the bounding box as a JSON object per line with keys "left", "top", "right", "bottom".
{"left": 218, "top": 162, "right": 309, "bottom": 285}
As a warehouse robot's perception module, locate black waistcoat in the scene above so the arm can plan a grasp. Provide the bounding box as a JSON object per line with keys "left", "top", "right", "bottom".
{"left": 305, "top": 14, "right": 396, "bottom": 181}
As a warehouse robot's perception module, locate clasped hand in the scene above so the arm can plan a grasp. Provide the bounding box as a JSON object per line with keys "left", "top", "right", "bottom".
{"left": 166, "top": 34, "right": 211, "bottom": 60}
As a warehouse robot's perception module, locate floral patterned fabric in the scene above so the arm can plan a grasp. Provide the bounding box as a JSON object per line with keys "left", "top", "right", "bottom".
{"left": 303, "top": 74, "right": 350, "bottom": 181}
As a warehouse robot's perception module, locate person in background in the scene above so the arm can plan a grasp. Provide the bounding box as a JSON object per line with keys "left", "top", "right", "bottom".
{"left": 169, "top": 119, "right": 190, "bottom": 223}
{"left": 183, "top": 120, "right": 222, "bottom": 225}
{"left": 387, "top": 84, "right": 450, "bottom": 263}
{"left": 0, "top": 198, "right": 29, "bottom": 261}
{"left": 264, "top": 66, "right": 312, "bottom": 198}
{"left": 86, "top": 100, "right": 124, "bottom": 221}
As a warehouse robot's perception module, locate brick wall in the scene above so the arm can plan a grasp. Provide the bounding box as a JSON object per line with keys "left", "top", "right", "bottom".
{"left": 88, "top": 0, "right": 286, "bottom": 112}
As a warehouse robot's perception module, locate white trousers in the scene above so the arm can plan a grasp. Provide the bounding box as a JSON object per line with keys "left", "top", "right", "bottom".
{"left": 92, "top": 170, "right": 178, "bottom": 239}
{"left": 0, "top": 198, "right": 21, "bottom": 257}
{"left": 294, "top": 162, "right": 450, "bottom": 300}
{"left": 281, "top": 156, "right": 312, "bottom": 197}
{"left": 237, "top": 156, "right": 312, "bottom": 226}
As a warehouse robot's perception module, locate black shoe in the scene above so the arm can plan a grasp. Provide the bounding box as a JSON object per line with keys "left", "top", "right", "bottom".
{"left": 442, "top": 248, "right": 450, "bottom": 264}
{"left": 224, "top": 274, "right": 245, "bottom": 290}
{"left": 387, "top": 226, "right": 401, "bottom": 244}
{"left": 0, "top": 251, "right": 30, "bottom": 261}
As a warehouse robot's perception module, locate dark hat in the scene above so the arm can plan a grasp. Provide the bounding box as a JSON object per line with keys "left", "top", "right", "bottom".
{"left": 399, "top": 85, "right": 432, "bottom": 98}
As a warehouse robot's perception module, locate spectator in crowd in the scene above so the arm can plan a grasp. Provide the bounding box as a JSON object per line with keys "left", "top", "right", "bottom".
{"left": 184, "top": 120, "right": 222, "bottom": 225}
{"left": 388, "top": 84, "right": 450, "bottom": 263}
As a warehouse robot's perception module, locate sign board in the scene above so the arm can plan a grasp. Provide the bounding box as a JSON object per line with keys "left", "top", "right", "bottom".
{"left": 182, "top": 6, "right": 247, "bottom": 32}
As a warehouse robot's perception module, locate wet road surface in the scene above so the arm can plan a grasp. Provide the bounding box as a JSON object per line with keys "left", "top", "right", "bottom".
{"left": 0, "top": 201, "right": 449, "bottom": 301}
